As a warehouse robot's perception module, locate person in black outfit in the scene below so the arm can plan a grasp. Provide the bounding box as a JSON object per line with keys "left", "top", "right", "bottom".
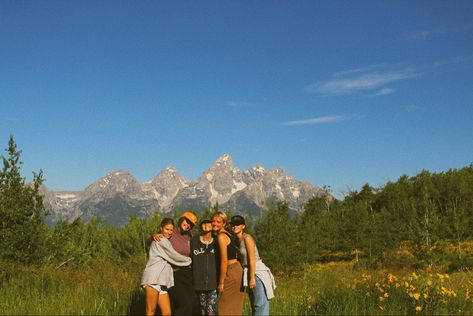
{"left": 190, "top": 218, "right": 218, "bottom": 316}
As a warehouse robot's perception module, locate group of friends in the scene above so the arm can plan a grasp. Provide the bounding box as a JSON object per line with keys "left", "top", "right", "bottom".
{"left": 141, "top": 210, "right": 276, "bottom": 316}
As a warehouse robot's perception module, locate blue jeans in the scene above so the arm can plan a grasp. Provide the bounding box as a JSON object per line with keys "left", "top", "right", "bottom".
{"left": 249, "top": 276, "right": 270, "bottom": 316}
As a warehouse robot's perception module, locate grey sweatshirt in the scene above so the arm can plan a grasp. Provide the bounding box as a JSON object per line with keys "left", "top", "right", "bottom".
{"left": 141, "top": 238, "right": 192, "bottom": 288}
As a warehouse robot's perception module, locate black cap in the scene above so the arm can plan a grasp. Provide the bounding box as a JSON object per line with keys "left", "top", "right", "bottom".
{"left": 230, "top": 215, "right": 245, "bottom": 226}
{"left": 199, "top": 218, "right": 212, "bottom": 227}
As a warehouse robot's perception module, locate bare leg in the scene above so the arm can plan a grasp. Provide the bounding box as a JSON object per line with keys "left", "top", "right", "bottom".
{"left": 157, "top": 293, "right": 171, "bottom": 316}
{"left": 145, "top": 287, "right": 159, "bottom": 316}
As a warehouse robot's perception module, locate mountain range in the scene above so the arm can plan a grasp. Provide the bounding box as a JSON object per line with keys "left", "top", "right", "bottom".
{"left": 41, "top": 154, "right": 326, "bottom": 226}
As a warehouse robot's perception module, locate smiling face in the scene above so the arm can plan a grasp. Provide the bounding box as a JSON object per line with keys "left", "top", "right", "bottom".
{"left": 211, "top": 215, "right": 225, "bottom": 232}
{"left": 231, "top": 223, "right": 245, "bottom": 235}
{"left": 179, "top": 219, "right": 192, "bottom": 232}
{"left": 201, "top": 222, "right": 213, "bottom": 233}
{"left": 161, "top": 223, "right": 174, "bottom": 238}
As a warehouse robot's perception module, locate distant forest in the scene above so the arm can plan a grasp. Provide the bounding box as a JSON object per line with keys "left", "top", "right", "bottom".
{"left": 1, "top": 135, "right": 472, "bottom": 271}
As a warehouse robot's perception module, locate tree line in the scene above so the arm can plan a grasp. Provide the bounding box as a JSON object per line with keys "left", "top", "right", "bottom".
{"left": 1, "top": 136, "right": 472, "bottom": 271}
{"left": 256, "top": 166, "right": 473, "bottom": 271}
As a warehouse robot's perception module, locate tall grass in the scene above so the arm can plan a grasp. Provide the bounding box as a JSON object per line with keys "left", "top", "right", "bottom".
{"left": 2, "top": 258, "right": 472, "bottom": 315}
{"left": 271, "top": 261, "right": 473, "bottom": 315}
{"left": 0, "top": 256, "right": 146, "bottom": 315}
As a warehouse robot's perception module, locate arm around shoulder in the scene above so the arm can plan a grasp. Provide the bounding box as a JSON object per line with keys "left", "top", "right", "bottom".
{"left": 158, "top": 238, "right": 191, "bottom": 267}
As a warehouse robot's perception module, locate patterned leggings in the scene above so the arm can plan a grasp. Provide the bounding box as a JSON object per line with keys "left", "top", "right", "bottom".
{"left": 196, "top": 290, "right": 218, "bottom": 316}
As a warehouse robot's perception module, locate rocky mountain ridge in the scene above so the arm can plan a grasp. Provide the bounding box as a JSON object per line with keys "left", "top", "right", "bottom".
{"left": 42, "top": 154, "right": 326, "bottom": 226}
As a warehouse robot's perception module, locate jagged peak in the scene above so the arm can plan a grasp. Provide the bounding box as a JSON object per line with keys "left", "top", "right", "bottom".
{"left": 250, "top": 165, "right": 266, "bottom": 173}
{"left": 268, "top": 167, "right": 285, "bottom": 175}
{"left": 147, "top": 166, "right": 189, "bottom": 184}
{"left": 81, "top": 169, "right": 138, "bottom": 193}
{"left": 106, "top": 169, "right": 132, "bottom": 177}
{"left": 244, "top": 165, "right": 266, "bottom": 180}
{"left": 101, "top": 170, "right": 138, "bottom": 184}
{"left": 163, "top": 166, "right": 177, "bottom": 172}
{"left": 157, "top": 166, "right": 179, "bottom": 176}
{"left": 213, "top": 153, "right": 233, "bottom": 167}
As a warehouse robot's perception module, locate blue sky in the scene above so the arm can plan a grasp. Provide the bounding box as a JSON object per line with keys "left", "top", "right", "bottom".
{"left": 1, "top": 1, "right": 472, "bottom": 198}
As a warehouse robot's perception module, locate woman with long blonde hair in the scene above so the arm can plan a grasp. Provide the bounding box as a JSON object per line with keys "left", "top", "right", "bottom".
{"left": 211, "top": 211, "right": 244, "bottom": 315}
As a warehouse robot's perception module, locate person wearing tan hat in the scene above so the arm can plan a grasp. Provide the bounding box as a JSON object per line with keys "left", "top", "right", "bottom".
{"left": 152, "top": 211, "right": 198, "bottom": 315}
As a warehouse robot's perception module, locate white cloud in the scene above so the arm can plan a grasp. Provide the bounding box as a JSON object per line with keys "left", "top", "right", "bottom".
{"left": 333, "top": 63, "right": 387, "bottom": 77}
{"left": 405, "top": 30, "right": 431, "bottom": 41}
{"left": 283, "top": 115, "right": 348, "bottom": 126}
{"left": 404, "top": 25, "right": 472, "bottom": 41}
{"left": 406, "top": 105, "right": 422, "bottom": 112}
{"left": 431, "top": 54, "right": 473, "bottom": 69}
{"left": 373, "top": 88, "right": 396, "bottom": 96}
{"left": 225, "top": 101, "right": 253, "bottom": 107}
{"left": 306, "top": 69, "right": 416, "bottom": 95}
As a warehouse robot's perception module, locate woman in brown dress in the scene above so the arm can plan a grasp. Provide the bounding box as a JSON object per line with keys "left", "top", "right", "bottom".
{"left": 211, "top": 211, "right": 245, "bottom": 315}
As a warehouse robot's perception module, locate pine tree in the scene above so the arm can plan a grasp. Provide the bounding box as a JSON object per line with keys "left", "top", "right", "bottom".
{"left": 255, "top": 201, "right": 301, "bottom": 271}
{"left": 0, "top": 135, "right": 47, "bottom": 264}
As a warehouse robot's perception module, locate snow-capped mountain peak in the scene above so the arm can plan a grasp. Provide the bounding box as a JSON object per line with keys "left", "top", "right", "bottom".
{"left": 43, "top": 154, "right": 326, "bottom": 226}
{"left": 214, "top": 153, "right": 233, "bottom": 167}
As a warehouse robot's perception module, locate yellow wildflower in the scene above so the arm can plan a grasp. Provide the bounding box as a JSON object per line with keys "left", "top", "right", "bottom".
{"left": 379, "top": 296, "right": 385, "bottom": 302}
{"left": 384, "top": 292, "right": 389, "bottom": 298}
{"left": 412, "top": 293, "right": 421, "bottom": 300}
{"left": 426, "top": 264, "right": 433, "bottom": 273}
{"left": 416, "top": 306, "right": 423, "bottom": 312}
{"left": 423, "top": 293, "right": 429, "bottom": 299}
{"left": 437, "top": 273, "right": 449, "bottom": 281}
{"left": 426, "top": 279, "right": 433, "bottom": 286}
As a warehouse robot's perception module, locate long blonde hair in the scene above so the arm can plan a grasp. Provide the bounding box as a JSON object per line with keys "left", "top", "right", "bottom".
{"left": 211, "top": 211, "right": 229, "bottom": 232}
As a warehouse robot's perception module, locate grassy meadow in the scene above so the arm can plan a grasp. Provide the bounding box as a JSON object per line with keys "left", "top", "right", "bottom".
{"left": 0, "top": 257, "right": 145, "bottom": 315}
{"left": 2, "top": 254, "right": 473, "bottom": 315}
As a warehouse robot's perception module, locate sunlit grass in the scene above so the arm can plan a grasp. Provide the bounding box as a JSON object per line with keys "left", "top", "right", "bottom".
{"left": 1, "top": 257, "right": 472, "bottom": 315}
{"left": 271, "top": 261, "right": 473, "bottom": 315}
{"left": 0, "top": 257, "right": 146, "bottom": 315}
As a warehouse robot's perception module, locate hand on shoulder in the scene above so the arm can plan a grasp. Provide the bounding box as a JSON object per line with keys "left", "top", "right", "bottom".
{"left": 153, "top": 232, "right": 164, "bottom": 241}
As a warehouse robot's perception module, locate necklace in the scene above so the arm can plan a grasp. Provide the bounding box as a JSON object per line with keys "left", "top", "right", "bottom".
{"left": 200, "top": 235, "right": 213, "bottom": 244}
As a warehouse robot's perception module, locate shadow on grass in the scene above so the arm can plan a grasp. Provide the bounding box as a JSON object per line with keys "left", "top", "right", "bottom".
{"left": 128, "top": 287, "right": 146, "bottom": 315}
{"left": 127, "top": 287, "right": 201, "bottom": 316}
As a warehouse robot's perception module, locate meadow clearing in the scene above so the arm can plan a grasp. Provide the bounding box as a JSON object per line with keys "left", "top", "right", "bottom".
{"left": 1, "top": 256, "right": 472, "bottom": 315}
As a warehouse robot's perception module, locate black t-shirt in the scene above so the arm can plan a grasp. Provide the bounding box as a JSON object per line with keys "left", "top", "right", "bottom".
{"left": 190, "top": 235, "right": 217, "bottom": 291}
